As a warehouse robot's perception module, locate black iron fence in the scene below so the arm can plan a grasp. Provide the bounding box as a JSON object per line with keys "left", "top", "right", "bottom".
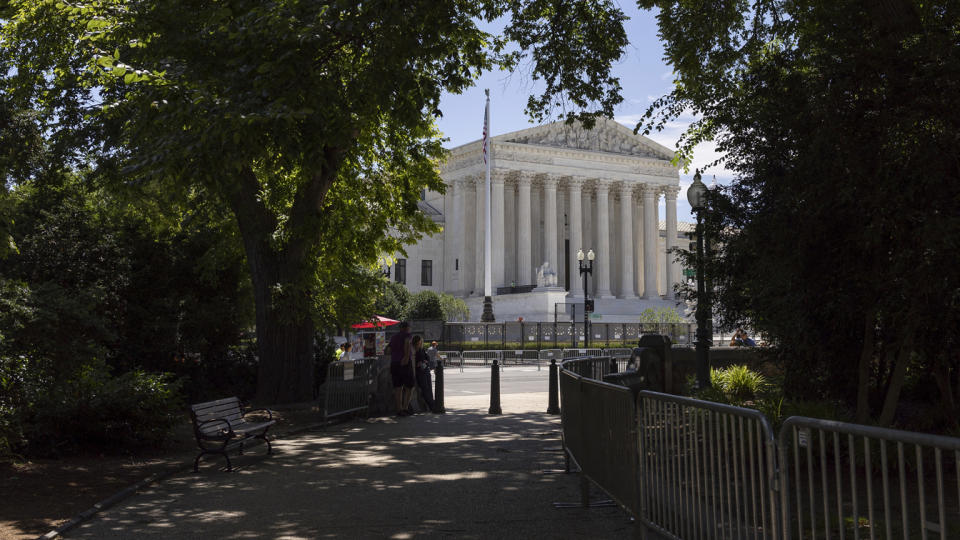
{"left": 438, "top": 321, "right": 695, "bottom": 350}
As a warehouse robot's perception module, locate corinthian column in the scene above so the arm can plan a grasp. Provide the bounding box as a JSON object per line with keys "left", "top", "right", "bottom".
{"left": 491, "top": 171, "right": 506, "bottom": 289}
{"left": 449, "top": 179, "right": 464, "bottom": 295}
{"left": 516, "top": 172, "right": 533, "bottom": 286}
{"left": 618, "top": 182, "right": 637, "bottom": 299}
{"left": 664, "top": 186, "right": 680, "bottom": 300}
{"left": 594, "top": 179, "right": 613, "bottom": 298}
{"left": 542, "top": 175, "right": 559, "bottom": 282}
{"left": 567, "top": 176, "right": 585, "bottom": 296}
{"left": 642, "top": 184, "right": 659, "bottom": 299}
{"left": 474, "top": 176, "right": 486, "bottom": 296}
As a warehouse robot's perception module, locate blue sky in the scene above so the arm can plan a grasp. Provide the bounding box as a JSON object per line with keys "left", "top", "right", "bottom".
{"left": 435, "top": 3, "right": 729, "bottom": 224}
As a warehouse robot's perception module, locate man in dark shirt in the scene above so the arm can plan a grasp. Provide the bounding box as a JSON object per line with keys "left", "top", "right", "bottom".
{"left": 389, "top": 321, "right": 415, "bottom": 416}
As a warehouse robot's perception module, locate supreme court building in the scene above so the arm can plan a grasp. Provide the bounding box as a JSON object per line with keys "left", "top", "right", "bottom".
{"left": 393, "top": 118, "right": 688, "bottom": 322}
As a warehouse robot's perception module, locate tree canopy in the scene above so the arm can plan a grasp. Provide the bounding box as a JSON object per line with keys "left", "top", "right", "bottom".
{"left": 642, "top": 0, "right": 960, "bottom": 428}
{"left": 2, "top": 0, "right": 630, "bottom": 403}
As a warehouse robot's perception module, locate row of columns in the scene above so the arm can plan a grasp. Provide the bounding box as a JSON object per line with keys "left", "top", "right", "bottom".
{"left": 449, "top": 171, "right": 680, "bottom": 300}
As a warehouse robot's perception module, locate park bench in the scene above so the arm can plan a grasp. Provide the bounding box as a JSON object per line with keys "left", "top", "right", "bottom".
{"left": 189, "top": 397, "right": 275, "bottom": 472}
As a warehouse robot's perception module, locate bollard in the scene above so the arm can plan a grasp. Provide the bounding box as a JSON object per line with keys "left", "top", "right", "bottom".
{"left": 547, "top": 358, "right": 560, "bottom": 414}
{"left": 609, "top": 356, "right": 618, "bottom": 374}
{"left": 488, "top": 359, "right": 502, "bottom": 415}
{"left": 434, "top": 358, "right": 446, "bottom": 413}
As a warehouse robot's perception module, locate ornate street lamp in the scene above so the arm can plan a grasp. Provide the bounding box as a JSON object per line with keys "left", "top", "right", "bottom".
{"left": 577, "top": 248, "right": 595, "bottom": 348}
{"left": 687, "top": 170, "right": 712, "bottom": 389}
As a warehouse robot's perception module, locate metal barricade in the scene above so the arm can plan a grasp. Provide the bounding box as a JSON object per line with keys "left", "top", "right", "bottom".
{"left": 562, "top": 355, "right": 614, "bottom": 381}
{"left": 637, "top": 390, "right": 781, "bottom": 540}
{"left": 604, "top": 348, "right": 633, "bottom": 371}
{"left": 519, "top": 349, "right": 541, "bottom": 367}
{"left": 559, "top": 359, "right": 640, "bottom": 516}
{"left": 461, "top": 350, "right": 501, "bottom": 366}
{"left": 321, "top": 358, "right": 378, "bottom": 422}
{"left": 563, "top": 348, "right": 604, "bottom": 359}
{"left": 539, "top": 348, "right": 563, "bottom": 362}
{"left": 439, "top": 350, "right": 463, "bottom": 372}
{"left": 778, "top": 417, "right": 960, "bottom": 540}
{"left": 561, "top": 353, "right": 960, "bottom": 540}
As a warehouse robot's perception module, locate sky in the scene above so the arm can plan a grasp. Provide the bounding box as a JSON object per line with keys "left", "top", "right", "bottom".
{"left": 435, "top": 3, "right": 730, "bottom": 224}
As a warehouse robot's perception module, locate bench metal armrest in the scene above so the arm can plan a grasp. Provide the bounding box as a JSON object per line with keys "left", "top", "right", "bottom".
{"left": 198, "top": 417, "right": 235, "bottom": 438}
{"left": 245, "top": 408, "right": 274, "bottom": 422}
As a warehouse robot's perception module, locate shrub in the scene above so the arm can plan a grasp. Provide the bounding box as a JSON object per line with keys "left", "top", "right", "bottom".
{"left": 438, "top": 292, "right": 470, "bottom": 322}
{"left": 688, "top": 365, "right": 768, "bottom": 406}
{"left": 403, "top": 290, "right": 444, "bottom": 320}
{"left": 21, "top": 359, "right": 184, "bottom": 456}
{"left": 715, "top": 364, "right": 768, "bottom": 401}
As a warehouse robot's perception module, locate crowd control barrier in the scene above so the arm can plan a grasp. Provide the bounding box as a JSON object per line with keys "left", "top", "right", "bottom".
{"left": 558, "top": 352, "right": 960, "bottom": 540}
{"left": 321, "top": 358, "right": 378, "bottom": 422}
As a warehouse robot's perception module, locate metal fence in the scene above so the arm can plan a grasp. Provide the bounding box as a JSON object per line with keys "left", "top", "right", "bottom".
{"left": 560, "top": 358, "right": 641, "bottom": 516}
{"left": 441, "top": 321, "right": 696, "bottom": 349}
{"left": 638, "top": 390, "right": 780, "bottom": 540}
{"left": 437, "top": 347, "right": 636, "bottom": 371}
{"left": 559, "top": 357, "right": 960, "bottom": 540}
{"left": 778, "top": 417, "right": 960, "bottom": 540}
{"left": 321, "top": 358, "right": 378, "bottom": 422}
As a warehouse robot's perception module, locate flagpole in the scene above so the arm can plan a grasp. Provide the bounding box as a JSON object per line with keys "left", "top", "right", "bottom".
{"left": 480, "top": 89, "right": 495, "bottom": 322}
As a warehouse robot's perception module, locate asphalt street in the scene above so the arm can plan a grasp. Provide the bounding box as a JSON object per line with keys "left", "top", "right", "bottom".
{"left": 441, "top": 366, "right": 550, "bottom": 397}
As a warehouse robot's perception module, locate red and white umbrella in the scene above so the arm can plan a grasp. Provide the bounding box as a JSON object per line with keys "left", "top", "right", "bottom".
{"left": 351, "top": 316, "right": 400, "bottom": 329}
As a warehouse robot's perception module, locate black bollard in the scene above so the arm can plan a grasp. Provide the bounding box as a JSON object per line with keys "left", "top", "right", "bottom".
{"left": 434, "top": 358, "right": 446, "bottom": 413}
{"left": 488, "top": 359, "right": 502, "bottom": 415}
{"left": 547, "top": 358, "right": 560, "bottom": 414}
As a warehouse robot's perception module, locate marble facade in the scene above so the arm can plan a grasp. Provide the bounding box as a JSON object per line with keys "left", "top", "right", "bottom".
{"left": 396, "top": 118, "right": 686, "bottom": 322}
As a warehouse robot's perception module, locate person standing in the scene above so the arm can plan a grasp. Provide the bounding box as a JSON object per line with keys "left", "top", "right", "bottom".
{"left": 426, "top": 341, "right": 440, "bottom": 370}
{"left": 389, "top": 322, "right": 415, "bottom": 416}
{"left": 413, "top": 336, "right": 438, "bottom": 413}
{"left": 338, "top": 342, "right": 352, "bottom": 361}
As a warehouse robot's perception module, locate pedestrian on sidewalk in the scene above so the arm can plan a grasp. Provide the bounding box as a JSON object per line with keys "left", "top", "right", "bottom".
{"left": 426, "top": 341, "right": 439, "bottom": 369}
{"left": 412, "top": 335, "right": 438, "bottom": 413}
{"left": 389, "top": 321, "right": 415, "bottom": 416}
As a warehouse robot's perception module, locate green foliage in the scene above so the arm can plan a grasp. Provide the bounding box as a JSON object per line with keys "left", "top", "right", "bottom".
{"left": 0, "top": 166, "right": 255, "bottom": 457}
{"left": 714, "top": 365, "right": 767, "bottom": 402}
{"left": 375, "top": 281, "right": 411, "bottom": 321}
{"left": 644, "top": 0, "right": 960, "bottom": 426}
{"left": 1, "top": 0, "right": 631, "bottom": 404}
{"left": 639, "top": 307, "right": 683, "bottom": 324}
{"left": 438, "top": 292, "right": 470, "bottom": 322}
{"left": 404, "top": 291, "right": 445, "bottom": 321}
{"left": 24, "top": 360, "right": 184, "bottom": 456}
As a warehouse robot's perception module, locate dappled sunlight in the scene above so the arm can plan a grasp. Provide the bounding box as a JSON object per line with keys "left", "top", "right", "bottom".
{"left": 401, "top": 471, "right": 489, "bottom": 483}
{"left": 66, "top": 405, "right": 632, "bottom": 539}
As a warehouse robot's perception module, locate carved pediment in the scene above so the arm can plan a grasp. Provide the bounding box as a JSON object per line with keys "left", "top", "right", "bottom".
{"left": 499, "top": 118, "right": 674, "bottom": 161}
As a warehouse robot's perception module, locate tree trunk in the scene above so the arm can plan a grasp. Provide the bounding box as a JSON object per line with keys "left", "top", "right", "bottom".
{"left": 878, "top": 334, "right": 914, "bottom": 427}
{"left": 855, "top": 310, "right": 876, "bottom": 424}
{"left": 225, "top": 165, "right": 318, "bottom": 405}
{"left": 932, "top": 354, "right": 959, "bottom": 431}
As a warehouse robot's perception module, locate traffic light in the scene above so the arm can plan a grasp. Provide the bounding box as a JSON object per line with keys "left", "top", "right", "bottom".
{"left": 585, "top": 298, "right": 595, "bottom": 313}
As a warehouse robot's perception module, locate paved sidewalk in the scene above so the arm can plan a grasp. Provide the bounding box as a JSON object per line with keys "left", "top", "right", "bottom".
{"left": 65, "top": 393, "right": 635, "bottom": 539}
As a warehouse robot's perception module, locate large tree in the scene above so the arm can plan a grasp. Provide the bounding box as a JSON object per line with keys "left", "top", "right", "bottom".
{"left": 2, "top": 0, "right": 629, "bottom": 403}
{"left": 641, "top": 0, "right": 960, "bottom": 426}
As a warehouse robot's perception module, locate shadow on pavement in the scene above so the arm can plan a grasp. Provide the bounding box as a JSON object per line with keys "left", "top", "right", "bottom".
{"left": 66, "top": 405, "right": 634, "bottom": 539}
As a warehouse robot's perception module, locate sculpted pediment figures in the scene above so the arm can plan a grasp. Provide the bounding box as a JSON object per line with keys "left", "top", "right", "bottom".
{"left": 501, "top": 118, "right": 671, "bottom": 160}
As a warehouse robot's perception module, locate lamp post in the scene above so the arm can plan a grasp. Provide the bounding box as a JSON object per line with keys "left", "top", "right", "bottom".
{"left": 577, "top": 248, "right": 595, "bottom": 348}
{"left": 378, "top": 257, "right": 391, "bottom": 279}
{"left": 687, "top": 170, "right": 712, "bottom": 389}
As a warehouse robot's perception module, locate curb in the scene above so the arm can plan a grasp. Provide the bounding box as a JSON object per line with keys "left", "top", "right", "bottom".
{"left": 34, "top": 418, "right": 345, "bottom": 540}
